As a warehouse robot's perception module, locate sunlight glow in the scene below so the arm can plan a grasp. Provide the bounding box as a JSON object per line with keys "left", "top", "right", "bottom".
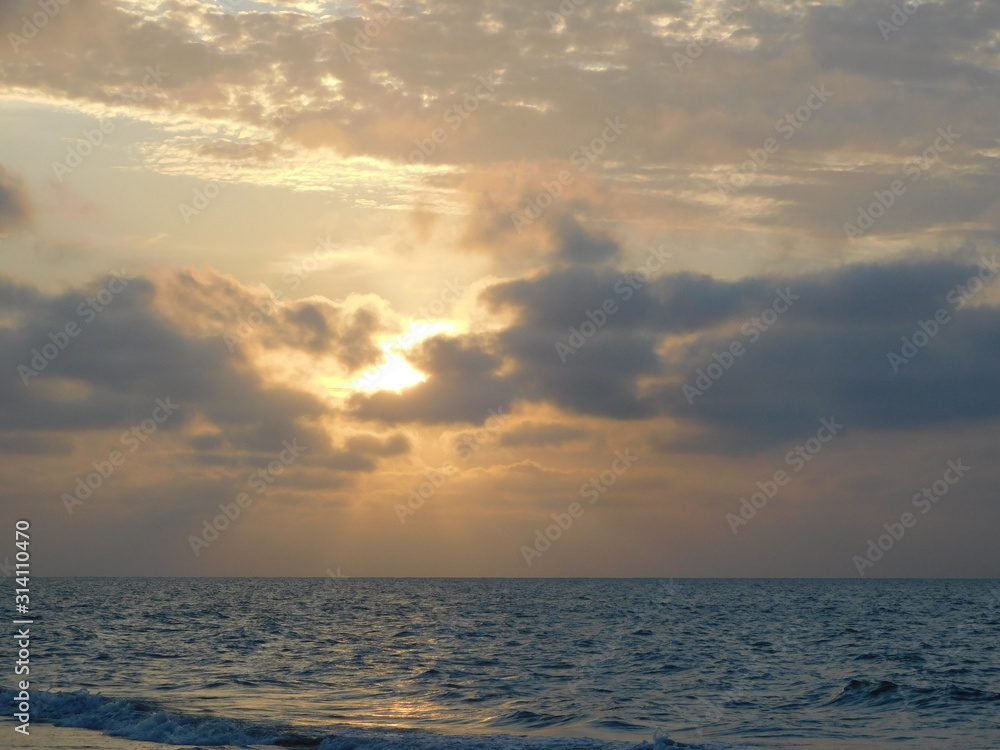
{"left": 349, "top": 319, "right": 463, "bottom": 393}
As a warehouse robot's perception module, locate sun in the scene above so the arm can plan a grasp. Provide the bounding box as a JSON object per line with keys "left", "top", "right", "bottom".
{"left": 348, "top": 319, "right": 462, "bottom": 393}
{"left": 353, "top": 350, "right": 424, "bottom": 392}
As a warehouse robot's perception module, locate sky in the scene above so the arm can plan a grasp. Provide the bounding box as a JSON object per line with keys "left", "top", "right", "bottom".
{"left": 1, "top": 0, "right": 998, "bottom": 577}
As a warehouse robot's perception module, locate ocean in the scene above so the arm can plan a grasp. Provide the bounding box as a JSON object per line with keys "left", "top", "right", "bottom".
{"left": 4, "top": 578, "right": 998, "bottom": 749}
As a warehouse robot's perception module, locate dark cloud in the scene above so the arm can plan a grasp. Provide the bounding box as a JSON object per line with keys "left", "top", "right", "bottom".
{"left": 488, "top": 252, "right": 997, "bottom": 333}
{"left": 351, "top": 252, "right": 1000, "bottom": 448}
{"left": 806, "top": 1, "right": 1000, "bottom": 87}
{"left": 498, "top": 324, "right": 661, "bottom": 419}
{"left": 0, "top": 166, "right": 33, "bottom": 233}
{"left": 160, "top": 268, "right": 388, "bottom": 372}
{"left": 0, "top": 272, "right": 406, "bottom": 474}
{"left": 499, "top": 421, "right": 588, "bottom": 448}
{"left": 750, "top": 159, "right": 999, "bottom": 242}
{"left": 344, "top": 432, "right": 411, "bottom": 457}
{"left": 483, "top": 263, "right": 766, "bottom": 334}
{"left": 407, "top": 335, "right": 502, "bottom": 378}
{"left": 347, "top": 334, "right": 518, "bottom": 424}
{"left": 553, "top": 215, "right": 619, "bottom": 265}
{"left": 1, "top": 274, "right": 306, "bottom": 442}
{"left": 0, "top": 433, "right": 73, "bottom": 455}
{"left": 661, "top": 292, "right": 1000, "bottom": 449}
{"left": 279, "top": 301, "right": 383, "bottom": 369}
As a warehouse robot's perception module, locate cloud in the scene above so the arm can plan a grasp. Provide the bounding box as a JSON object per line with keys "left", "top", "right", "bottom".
{"left": 806, "top": 1, "right": 1000, "bottom": 86}
{"left": 156, "top": 267, "right": 391, "bottom": 371}
{"left": 349, "top": 251, "right": 1000, "bottom": 450}
{"left": 347, "top": 334, "right": 518, "bottom": 424}
{"left": 661, "top": 289, "right": 1000, "bottom": 449}
{"left": 499, "top": 421, "right": 589, "bottom": 448}
{"left": 4, "top": 0, "right": 1000, "bottom": 577}
{"left": 0, "top": 166, "right": 34, "bottom": 233}
{"left": 4, "top": 0, "right": 999, "bottom": 251}
{"left": 344, "top": 432, "right": 410, "bottom": 457}
{"left": 452, "top": 165, "right": 622, "bottom": 271}
{"left": 0, "top": 270, "right": 408, "bottom": 472}
{"left": 553, "top": 215, "right": 620, "bottom": 265}
{"left": 0, "top": 433, "right": 73, "bottom": 455}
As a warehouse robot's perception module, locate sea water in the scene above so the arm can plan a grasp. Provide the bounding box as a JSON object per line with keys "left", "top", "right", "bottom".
{"left": 3, "top": 578, "right": 998, "bottom": 749}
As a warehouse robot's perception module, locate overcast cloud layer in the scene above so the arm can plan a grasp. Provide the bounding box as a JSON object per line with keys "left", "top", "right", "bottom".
{"left": 0, "top": 0, "right": 997, "bottom": 577}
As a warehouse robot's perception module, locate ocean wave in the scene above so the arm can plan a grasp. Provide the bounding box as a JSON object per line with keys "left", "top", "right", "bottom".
{"left": 826, "top": 678, "right": 1000, "bottom": 708}
{"left": 2, "top": 687, "right": 292, "bottom": 746}
{"left": 0, "top": 688, "right": 718, "bottom": 750}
